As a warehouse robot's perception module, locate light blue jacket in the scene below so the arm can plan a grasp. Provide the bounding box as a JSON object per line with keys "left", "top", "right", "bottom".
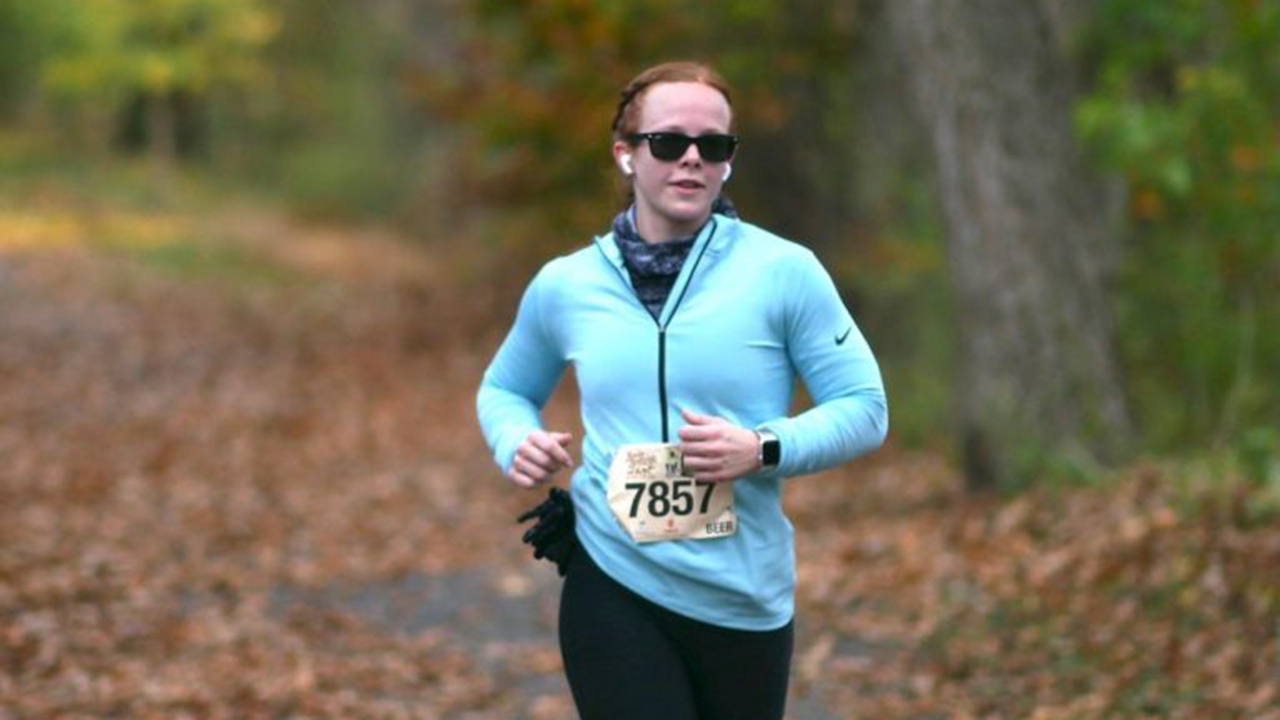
{"left": 477, "top": 214, "right": 888, "bottom": 630}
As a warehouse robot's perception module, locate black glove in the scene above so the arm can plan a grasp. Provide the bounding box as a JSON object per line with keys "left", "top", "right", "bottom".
{"left": 516, "top": 487, "right": 577, "bottom": 576}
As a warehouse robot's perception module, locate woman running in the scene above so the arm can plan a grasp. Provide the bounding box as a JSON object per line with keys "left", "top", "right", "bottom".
{"left": 477, "top": 60, "right": 888, "bottom": 720}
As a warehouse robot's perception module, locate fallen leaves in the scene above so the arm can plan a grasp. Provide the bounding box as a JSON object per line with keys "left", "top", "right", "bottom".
{"left": 3, "top": 200, "right": 1277, "bottom": 719}
{"left": 0, "top": 235, "right": 531, "bottom": 718}
{"left": 789, "top": 457, "right": 1280, "bottom": 719}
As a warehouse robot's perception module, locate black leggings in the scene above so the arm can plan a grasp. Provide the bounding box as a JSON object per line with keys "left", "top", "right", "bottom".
{"left": 558, "top": 548, "right": 793, "bottom": 720}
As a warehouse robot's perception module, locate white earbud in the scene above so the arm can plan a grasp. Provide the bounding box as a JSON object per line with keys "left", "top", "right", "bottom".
{"left": 620, "top": 154, "right": 634, "bottom": 176}
{"left": 722, "top": 164, "right": 733, "bottom": 182}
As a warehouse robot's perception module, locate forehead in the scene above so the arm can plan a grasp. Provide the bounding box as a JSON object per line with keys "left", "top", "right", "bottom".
{"left": 638, "top": 82, "right": 732, "bottom": 132}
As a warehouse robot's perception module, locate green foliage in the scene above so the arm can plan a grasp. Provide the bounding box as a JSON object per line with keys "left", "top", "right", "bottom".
{"left": 36, "top": 0, "right": 278, "bottom": 100}
{"left": 278, "top": 141, "right": 404, "bottom": 220}
{"left": 0, "top": 0, "right": 280, "bottom": 162}
{"left": 1077, "top": 0, "right": 1280, "bottom": 454}
{"left": 0, "top": 1, "right": 42, "bottom": 117}
{"left": 244, "top": 0, "right": 416, "bottom": 220}
{"left": 844, "top": 174, "right": 953, "bottom": 450}
{"left": 0, "top": 0, "right": 432, "bottom": 221}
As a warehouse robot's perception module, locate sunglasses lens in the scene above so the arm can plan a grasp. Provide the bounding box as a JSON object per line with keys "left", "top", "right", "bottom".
{"left": 648, "top": 134, "right": 693, "bottom": 161}
{"left": 696, "top": 136, "right": 736, "bottom": 162}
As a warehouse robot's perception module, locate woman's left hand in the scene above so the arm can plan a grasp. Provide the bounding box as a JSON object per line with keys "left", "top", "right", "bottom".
{"left": 676, "top": 408, "right": 760, "bottom": 482}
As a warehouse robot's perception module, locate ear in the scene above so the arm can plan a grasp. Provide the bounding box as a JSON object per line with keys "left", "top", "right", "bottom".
{"left": 612, "top": 140, "right": 634, "bottom": 176}
{"left": 722, "top": 164, "right": 733, "bottom": 182}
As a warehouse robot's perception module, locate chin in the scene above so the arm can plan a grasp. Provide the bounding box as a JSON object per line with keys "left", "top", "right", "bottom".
{"left": 663, "top": 200, "right": 713, "bottom": 223}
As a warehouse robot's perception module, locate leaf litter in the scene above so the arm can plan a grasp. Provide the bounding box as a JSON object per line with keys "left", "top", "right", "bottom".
{"left": 2, "top": 210, "right": 1277, "bottom": 719}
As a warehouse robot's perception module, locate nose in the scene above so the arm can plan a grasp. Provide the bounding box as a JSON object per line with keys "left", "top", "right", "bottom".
{"left": 678, "top": 141, "right": 703, "bottom": 165}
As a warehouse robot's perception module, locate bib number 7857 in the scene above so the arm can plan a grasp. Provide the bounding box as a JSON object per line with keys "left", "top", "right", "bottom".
{"left": 607, "top": 443, "right": 736, "bottom": 543}
{"left": 624, "top": 479, "right": 717, "bottom": 518}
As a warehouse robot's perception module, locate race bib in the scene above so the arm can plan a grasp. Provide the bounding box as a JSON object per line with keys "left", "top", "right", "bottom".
{"left": 607, "top": 443, "right": 736, "bottom": 543}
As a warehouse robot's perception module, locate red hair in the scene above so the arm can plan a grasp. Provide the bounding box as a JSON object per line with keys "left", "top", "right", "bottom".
{"left": 611, "top": 61, "right": 734, "bottom": 141}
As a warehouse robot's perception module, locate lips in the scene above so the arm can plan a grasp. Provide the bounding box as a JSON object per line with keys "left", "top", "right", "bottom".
{"left": 670, "top": 179, "right": 705, "bottom": 190}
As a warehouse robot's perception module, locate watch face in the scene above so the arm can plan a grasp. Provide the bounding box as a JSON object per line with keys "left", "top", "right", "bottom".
{"left": 762, "top": 437, "right": 781, "bottom": 466}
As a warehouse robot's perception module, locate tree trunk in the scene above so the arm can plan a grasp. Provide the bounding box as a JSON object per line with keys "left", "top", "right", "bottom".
{"left": 886, "top": 0, "right": 1132, "bottom": 489}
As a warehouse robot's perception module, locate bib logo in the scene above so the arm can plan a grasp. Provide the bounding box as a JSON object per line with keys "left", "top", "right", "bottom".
{"left": 625, "top": 449, "right": 657, "bottom": 478}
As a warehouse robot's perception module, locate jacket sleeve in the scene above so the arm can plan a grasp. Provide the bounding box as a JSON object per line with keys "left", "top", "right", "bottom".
{"left": 476, "top": 267, "right": 567, "bottom": 474}
{"left": 761, "top": 250, "right": 888, "bottom": 477}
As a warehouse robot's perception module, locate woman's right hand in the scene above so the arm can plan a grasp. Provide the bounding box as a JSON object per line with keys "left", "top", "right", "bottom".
{"left": 509, "top": 430, "right": 575, "bottom": 489}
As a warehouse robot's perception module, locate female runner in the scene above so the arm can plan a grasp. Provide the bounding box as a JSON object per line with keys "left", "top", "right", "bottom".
{"left": 477, "top": 60, "right": 888, "bottom": 720}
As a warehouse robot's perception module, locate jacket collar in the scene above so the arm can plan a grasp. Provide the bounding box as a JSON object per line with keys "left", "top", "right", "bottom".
{"left": 595, "top": 212, "right": 736, "bottom": 271}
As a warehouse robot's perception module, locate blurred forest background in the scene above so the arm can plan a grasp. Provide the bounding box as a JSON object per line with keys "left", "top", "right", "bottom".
{"left": 1, "top": 0, "right": 1278, "bottom": 718}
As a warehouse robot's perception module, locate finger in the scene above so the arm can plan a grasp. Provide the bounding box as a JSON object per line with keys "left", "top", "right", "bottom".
{"left": 681, "top": 455, "right": 725, "bottom": 473}
{"left": 680, "top": 408, "right": 717, "bottom": 425}
{"left": 678, "top": 424, "right": 723, "bottom": 442}
{"left": 532, "top": 433, "right": 574, "bottom": 467}
{"left": 691, "top": 463, "right": 738, "bottom": 483}
{"left": 678, "top": 440, "right": 723, "bottom": 458}
{"left": 513, "top": 455, "right": 552, "bottom": 483}
{"left": 512, "top": 453, "right": 542, "bottom": 481}
{"left": 518, "top": 443, "right": 558, "bottom": 473}
{"left": 549, "top": 435, "right": 575, "bottom": 467}
{"left": 508, "top": 467, "right": 537, "bottom": 489}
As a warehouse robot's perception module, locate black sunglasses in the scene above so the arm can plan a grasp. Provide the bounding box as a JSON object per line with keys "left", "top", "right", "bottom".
{"left": 625, "top": 132, "right": 739, "bottom": 163}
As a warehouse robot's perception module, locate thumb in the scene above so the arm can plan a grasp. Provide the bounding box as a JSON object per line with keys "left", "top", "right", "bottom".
{"left": 550, "top": 432, "right": 575, "bottom": 466}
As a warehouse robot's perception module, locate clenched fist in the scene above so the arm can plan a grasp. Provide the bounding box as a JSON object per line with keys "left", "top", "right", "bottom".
{"left": 509, "top": 430, "right": 575, "bottom": 489}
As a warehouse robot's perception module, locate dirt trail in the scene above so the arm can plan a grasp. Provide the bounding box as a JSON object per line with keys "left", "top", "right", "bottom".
{"left": 7, "top": 188, "right": 1280, "bottom": 720}
{"left": 0, "top": 212, "right": 856, "bottom": 719}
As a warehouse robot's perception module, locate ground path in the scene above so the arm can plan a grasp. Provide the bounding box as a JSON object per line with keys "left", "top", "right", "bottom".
{"left": 9, "top": 198, "right": 1274, "bottom": 719}
{"left": 0, "top": 203, "right": 888, "bottom": 719}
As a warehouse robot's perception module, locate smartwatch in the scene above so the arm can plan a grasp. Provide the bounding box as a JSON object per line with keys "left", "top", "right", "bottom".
{"left": 755, "top": 429, "right": 781, "bottom": 470}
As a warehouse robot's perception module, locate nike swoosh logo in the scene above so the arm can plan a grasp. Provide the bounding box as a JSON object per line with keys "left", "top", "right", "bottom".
{"left": 835, "top": 326, "right": 852, "bottom": 345}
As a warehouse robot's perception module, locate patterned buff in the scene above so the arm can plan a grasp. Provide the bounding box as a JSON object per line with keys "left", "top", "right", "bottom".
{"left": 612, "top": 197, "right": 738, "bottom": 320}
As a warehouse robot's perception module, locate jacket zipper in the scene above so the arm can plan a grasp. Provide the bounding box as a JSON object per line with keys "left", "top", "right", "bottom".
{"left": 657, "top": 329, "right": 669, "bottom": 440}
{"left": 598, "top": 220, "right": 717, "bottom": 443}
